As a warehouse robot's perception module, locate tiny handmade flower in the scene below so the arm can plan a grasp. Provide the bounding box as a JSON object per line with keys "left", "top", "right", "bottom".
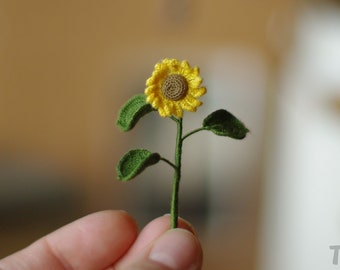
{"left": 116, "top": 58, "right": 249, "bottom": 229}
{"left": 145, "top": 58, "right": 206, "bottom": 118}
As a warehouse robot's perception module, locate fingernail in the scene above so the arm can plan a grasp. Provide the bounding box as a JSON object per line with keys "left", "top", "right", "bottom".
{"left": 149, "top": 229, "right": 201, "bottom": 270}
{"left": 161, "top": 215, "right": 197, "bottom": 236}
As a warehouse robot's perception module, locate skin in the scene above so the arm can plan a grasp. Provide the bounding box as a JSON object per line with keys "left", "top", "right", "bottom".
{"left": 0, "top": 210, "right": 203, "bottom": 270}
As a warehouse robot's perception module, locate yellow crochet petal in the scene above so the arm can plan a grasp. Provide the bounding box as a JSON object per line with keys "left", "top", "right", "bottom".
{"left": 190, "top": 87, "right": 206, "bottom": 98}
{"left": 172, "top": 103, "right": 183, "bottom": 118}
{"left": 188, "top": 76, "right": 203, "bottom": 88}
{"left": 152, "top": 97, "right": 162, "bottom": 108}
{"left": 186, "top": 94, "right": 202, "bottom": 105}
{"left": 180, "top": 60, "right": 190, "bottom": 71}
{"left": 163, "top": 101, "right": 173, "bottom": 116}
{"left": 145, "top": 85, "right": 157, "bottom": 95}
{"left": 168, "top": 60, "right": 181, "bottom": 73}
{"left": 191, "top": 66, "right": 200, "bottom": 76}
{"left": 187, "top": 64, "right": 199, "bottom": 78}
{"left": 180, "top": 95, "right": 202, "bottom": 111}
{"left": 158, "top": 107, "right": 167, "bottom": 117}
{"left": 145, "top": 95, "right": 152, "bottom": 103}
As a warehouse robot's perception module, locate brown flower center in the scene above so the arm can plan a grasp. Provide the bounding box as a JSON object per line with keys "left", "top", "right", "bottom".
{"left": 161, "top": 74, "right": 188, "bottom": 101}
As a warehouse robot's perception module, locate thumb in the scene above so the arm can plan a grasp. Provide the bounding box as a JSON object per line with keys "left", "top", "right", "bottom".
{"left": 122, "top": 229, "right": 202, "bottom": 270}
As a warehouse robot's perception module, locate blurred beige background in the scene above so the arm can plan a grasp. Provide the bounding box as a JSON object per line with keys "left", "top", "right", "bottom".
{"left": 0, "top": 0, "right": 295, "bottom": 269}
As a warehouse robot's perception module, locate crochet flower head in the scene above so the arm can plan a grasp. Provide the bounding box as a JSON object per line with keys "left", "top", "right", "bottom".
{"left": 145, "top": 58, "right": 206, "bottom": 118}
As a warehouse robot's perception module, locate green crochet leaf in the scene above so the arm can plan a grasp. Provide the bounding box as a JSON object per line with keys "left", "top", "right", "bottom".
{"left": 117, "top": 149, "right": 161, "bottom": 181}
{"left": 203, "top": 109, "right": 249, "bottom": 139}
{"left": 116, "top": 94, "right": 155, "bottom": 131}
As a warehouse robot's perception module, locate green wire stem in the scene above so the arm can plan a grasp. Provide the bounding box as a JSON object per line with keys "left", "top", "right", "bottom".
{"left": 170, "top": 117, "right": 183, "bottom": 229}
{"left": 160, "top": 157, "right": 177, "bottom": 170}
{"left": 182, "top": 127, "right": 207, "bottom": 141}
{"left": 168, "top": 117, "right": 208, "bottom": 228}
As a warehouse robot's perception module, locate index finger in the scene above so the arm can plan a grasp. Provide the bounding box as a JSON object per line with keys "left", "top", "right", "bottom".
{"left": 0, "top": 210, "right": 138, "bottom": 270}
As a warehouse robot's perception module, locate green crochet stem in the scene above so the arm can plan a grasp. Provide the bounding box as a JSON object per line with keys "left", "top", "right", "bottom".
{"left": 170, "top": 116, "right": 183, "bottom": 229}
{"left": 168, "top": 118, "right": 209, "bottom": 228}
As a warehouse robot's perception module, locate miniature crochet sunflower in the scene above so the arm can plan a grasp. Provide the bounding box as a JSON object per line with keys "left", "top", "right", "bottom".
{"left": 145, "top": 58, "right": 207, "bottom": 118}
{"left": 116, "top": 58, "right": 249, "bottom": 229}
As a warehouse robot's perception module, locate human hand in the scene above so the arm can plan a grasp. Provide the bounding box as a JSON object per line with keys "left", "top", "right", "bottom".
{"left": 0, "top": 210, "right": 202, "bottom": 270}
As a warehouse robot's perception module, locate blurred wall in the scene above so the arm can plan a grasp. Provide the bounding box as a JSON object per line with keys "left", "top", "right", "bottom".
{"left": 258, "top": 1, "right": 340, "bottom": 269}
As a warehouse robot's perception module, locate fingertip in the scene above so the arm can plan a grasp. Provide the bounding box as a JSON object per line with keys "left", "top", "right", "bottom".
{"left": 149, "top": 229, "right": 202, "bottom": 270}
{"left": 121, "top": 215, "right": 196, "bottom": 258}
{"left": 176, "top": 216, "right": 198, "bottom": 236}
{"left": 124, "top": 229, "right": 203, "bottom": 270}
{"left": 114, "top": 216, "right": 202, "bottom": 270}
{"left": 101, "top": 210, "right": 138, "bottom": 233}
{"left": 146, "top": 215, "right": 197, "bottom": 236}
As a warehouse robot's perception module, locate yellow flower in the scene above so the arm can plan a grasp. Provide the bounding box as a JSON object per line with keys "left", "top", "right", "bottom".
{"left": 145, "top": 58, "right": 207, "bottom": 118}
